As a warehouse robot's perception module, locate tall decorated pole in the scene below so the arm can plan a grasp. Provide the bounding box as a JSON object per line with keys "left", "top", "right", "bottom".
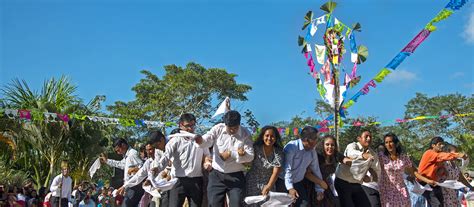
{"left": 298, "top": 1, "right": 368, "bottom": 150}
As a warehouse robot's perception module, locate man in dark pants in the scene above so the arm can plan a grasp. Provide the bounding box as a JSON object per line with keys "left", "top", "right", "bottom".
{"left": 195, "top": 110, "right": 254, "bottom": 207}
{"left": 50, "top": 161, "right": 72, "bottom": 207}
{"left": 418, "top": 137, "right": 466, "bottom": 207}
{"left": 154, "top": 113, "right": 212, "bottom": 207}
{"left": 334, "top": 129, "right": 381, "bottom": 207}
{"left": 277, "top": 126, "right": 327, "bottom": 207}
{"left": 100, "top": 138, "right": 144, "bottom": 206}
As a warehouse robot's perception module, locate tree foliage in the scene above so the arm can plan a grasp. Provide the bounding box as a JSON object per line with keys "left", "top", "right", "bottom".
{"left": 107, "top": 62, "right": 252, "bottom": 124}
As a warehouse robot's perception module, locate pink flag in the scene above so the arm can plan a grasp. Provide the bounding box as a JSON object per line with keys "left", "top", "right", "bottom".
{"left": 57, "top": 113, "right": 70, "bottom": 122}
{"left": 19, "top": 110, "right": 31, "bottom": 120}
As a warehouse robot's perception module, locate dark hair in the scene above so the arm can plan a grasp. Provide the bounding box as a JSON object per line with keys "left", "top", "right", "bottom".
{"left": 254, "top": 126, "right": 283, "bottom": 149}
{"left": 179, "top": 113, "right": 196, "bottom": 124}
{"left": 112, "top": 138, "right": 128, "bottom": 148}
{"left": 318, "top": 135, "right": 338, "bottom": 153}
{"left": 301, "top": 126, "right": 318, "bottom": 140}
{"left": 429, "top": 136, "right": 444, "bottom": 149}
{"left": 170, "top": 128, "right": 181, "bottom": 135}
{"left": 223, "top": 110, "right": 241, "bottom": 127}
{"left": 147, "top": 130, "right": 165, "bottom": 145}
{"left": 443, "top": 143, "right": 457, "bottom": 153}
{"left": 383, "top": 133, "right": 403, "bottom": 156}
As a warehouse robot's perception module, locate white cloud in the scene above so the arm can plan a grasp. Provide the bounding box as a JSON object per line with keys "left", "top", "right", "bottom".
{"left": 450, "top": 72, "right": 465, "bottom": 79}
{"left": 385, "top": 69, "right": 418, "bottom": 83}
{"left": 463, "top": 10, "right": 474, "bottom": 44}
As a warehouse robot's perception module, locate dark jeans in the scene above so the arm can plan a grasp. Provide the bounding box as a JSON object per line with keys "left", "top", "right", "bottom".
{"left": 169, "top": 176, "right": 203, "bottom": 207}
{"left": 422, "top": 185, "right": 444, "bottom": 207}
{"left": 50, "top": 197, "right": 68, "bottom": 207}
{"left": 207, "top": 170, "right": 245, "bottom": 207}
{"left": 334, "top": 177, "right": 371, "bottom": 207}
{"left": 125, "top": 184, "right": 145, "bottom": 207}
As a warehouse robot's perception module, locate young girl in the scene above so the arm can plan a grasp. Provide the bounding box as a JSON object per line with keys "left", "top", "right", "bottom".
{"left": 244, "top": 126, "right": 284, "bottom": 207}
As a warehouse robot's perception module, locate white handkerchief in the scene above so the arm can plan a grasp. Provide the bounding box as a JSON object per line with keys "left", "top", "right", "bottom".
{"left": 412, "top": 181, "right": 432, "bottom": 195}
{"left": 88, "top": 158, "right": 102, "bottom": 178}
{"left": 244, "top": 195, "right": 266, "bottom": 204}
{"left": 437, "top": 180, "right": 466, "bottom": 190}
{"left": 465, "top": 192, "right": 474, "bottom": 201}
{"left": 306, "top": 44, "right": 312, "bottom": 52}
{"left": 212, "top": 97, "right": 230, "bottom": 118}
{"left": 261, "top": 192, "right": 293, "bottom": 207}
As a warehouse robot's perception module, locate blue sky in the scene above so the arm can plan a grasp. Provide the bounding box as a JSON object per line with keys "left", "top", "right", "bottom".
{"left": 1, "top": 0, "right": 473, "bottom": 126}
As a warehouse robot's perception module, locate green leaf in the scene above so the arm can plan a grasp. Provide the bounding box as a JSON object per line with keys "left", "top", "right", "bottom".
{"left": 357, "top": 45, "right": 368, "bottom": 64}
{"left": 320, "top": 1, "right": 337, "bottom": 13}
{"left": 352, "top": 22, "right": 362, "bottom": 32}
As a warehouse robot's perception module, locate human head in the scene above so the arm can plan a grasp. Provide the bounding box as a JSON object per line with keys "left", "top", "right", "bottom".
{"left": 254, "top": 126, "right": 282, "bottom": 149}
{"left": 112, "top": 138, "right": 129, "bottom": 155}
{"left": 224, "top": 110, "right": 241, "bottom": 135}
{"left": 145, "top": 143, "right": 155, "bottom": 159}
{"left": 383, "top": 133, "right": 402, "bottom": 156}
{"left": 429, "top": 136, "right": 445, "bottom": 152}
{"left": 179, "top": 113, "right": 197, "bottom": 133}
{"left": 443, "top": 143, "right": 457, "bottom": 153}
{"left": 61, "top": 160, "right": 69, "bottom": 177}
{"left": 139, "top": 145, "right": 147, "bottom": 160}
{"left": 357, "top": 129, "right": 372, "bottom": 149}
{"left": 300, "top": 126, "right": 319, "bottom": 151}
{"left": 148, "top": 130, "right": 165, "bottom": 151}
{"left": 320, "top": 135, "right": 337, "bottom": 156}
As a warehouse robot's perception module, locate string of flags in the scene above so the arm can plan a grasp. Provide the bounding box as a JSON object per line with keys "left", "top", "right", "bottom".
{"left": 0, "top": 108, "right": 176, "bottom": 128}
{"left": 274, "top": 112, "right": 473, "bottom": 136}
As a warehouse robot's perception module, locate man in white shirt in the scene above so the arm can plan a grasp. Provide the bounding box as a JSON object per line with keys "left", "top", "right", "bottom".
{"left": 100, "top": 138, "right": 143, "bottom": 206}
{"left": 195, "top": 110, "right": 254, "bottom": 207}
{"left": 116, "top": 131, "right": 166, "bottom": 207}
{"left": 50, "top": 161, "right": 72, "bottom": 207}
{"left": 155, "top": 113, "right": 212, "bottom": 207}
{"left": 334, "top": 129, "right": 381, "bottom": 207}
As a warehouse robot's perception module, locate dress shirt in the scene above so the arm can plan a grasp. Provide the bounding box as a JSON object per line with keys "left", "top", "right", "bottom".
{"left": 278, "top": 139, "right": 324, "bottom": 192}
{"left": 123, "top": 157, "right": 154, "bottom": 188}
{"left": 50, "top": 174, "right": 72, "bottom": 199}
{"left": 335, "top": 142, "right": 380, "bottom": 184}
{"left": 198, "top": 123, "right": 254, "bottom": 173}
{"left": 157, "top": 136, "right": 210, "bottom": 177}
{"left": 107, "top": 147, "right": 143, "bottom": 182}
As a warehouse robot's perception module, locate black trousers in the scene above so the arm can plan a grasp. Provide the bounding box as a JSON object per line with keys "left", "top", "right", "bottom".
{"left": 422, "top": 185, "right": 444, "bottom": 207}
{"left": 275, "top": 178, "right": 312, "bottom": 207}
{"left": 334, "top": 177, "right": 372, "bottom": 207}
{"left": 207, "top": 170, "right": 245, "bottom": 207}
{"left": 169, "top": 176, "right": 203, "bottom": 207}
{"left": 125, "top": 183, "right": 145, "bottom": 207}
{"left": 361, "top": 185, "right": 381, "bottom": 207}
{"left": 50, "top": 197, "right": 68, "bottom": 207}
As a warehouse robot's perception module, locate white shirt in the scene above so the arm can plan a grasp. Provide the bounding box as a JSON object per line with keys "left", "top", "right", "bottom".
{"left": 107, "top": 147, "right": 143, "bottom": 182}
{"left": 157, "top": 136, "right": 210, "bottom": 177}
{"left": 50, "top": 174, "right": 72, "bottom": 199}
{"left": 124, "top": 149, "right": 165, "bottom": 188}
{"left": 335, "top": 142, "right": 380, "bottom": 184}
{"left": 198, "top": 123, "right": 254, "bottom": 173}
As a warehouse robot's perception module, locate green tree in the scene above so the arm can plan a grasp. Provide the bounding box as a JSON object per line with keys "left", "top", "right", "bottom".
{"left": 397, "top": 93, "right": 474, "bottom": 168}
{"left": 107, "top": 62, "right": 252, "bottom": 124}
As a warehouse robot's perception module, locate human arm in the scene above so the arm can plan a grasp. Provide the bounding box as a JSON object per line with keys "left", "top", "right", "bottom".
{"left": 262, "top": 166, "right": 282, "bottom": 196}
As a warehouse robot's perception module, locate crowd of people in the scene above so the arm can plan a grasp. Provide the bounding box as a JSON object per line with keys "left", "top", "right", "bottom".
{"left": 1, "top": 110, "right": 474, "bottom": 207}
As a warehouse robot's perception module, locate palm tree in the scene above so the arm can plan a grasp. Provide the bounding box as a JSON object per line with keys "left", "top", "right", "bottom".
{"left": 1, "top": 76, "right": 79, "bottom": 188}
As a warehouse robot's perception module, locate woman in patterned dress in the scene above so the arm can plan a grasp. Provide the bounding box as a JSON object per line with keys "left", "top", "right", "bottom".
{"left": 378, "top": 133, "right": 432, "bottom": 207}
{"left": 438, "top": 144, "right": 473, "bottom": 207}
{"left": 244, "top": 126, "right": 284, "bottom": 207}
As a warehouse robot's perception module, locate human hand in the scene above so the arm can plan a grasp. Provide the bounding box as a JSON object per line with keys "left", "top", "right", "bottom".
{"left": 117, "top": 187, "right": 125, "bottom": 196}
{"left": 261, "top": 185, "right": 271, "bottom": 196}
{"left": 127, "top": 167, "right": 139, "bottom": 175}
{"left": 362, "top": 152, "right": 373, "bottom": 160}
{"left": 99, "top": 153, "right": 108, "bottom": 164}
{"left": 220, "top": 150, "right": 231, "bottom": 160}
{"left": 194, "top": 135, "right": 203, "bottom": 144}
{"left": 203, "top": 161, "right": 212, "bottom": 171}
{"left": 316, "top": 191, "right": 324, "bottom": 201}
{"left": 237, "top": 147, "right": 245, "bottom": 156}
{"left": 288, "top": 188, "right": 299, "bottom": 201}
{"left": 318, "top": 180, "right": 328, "bottom": 190}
